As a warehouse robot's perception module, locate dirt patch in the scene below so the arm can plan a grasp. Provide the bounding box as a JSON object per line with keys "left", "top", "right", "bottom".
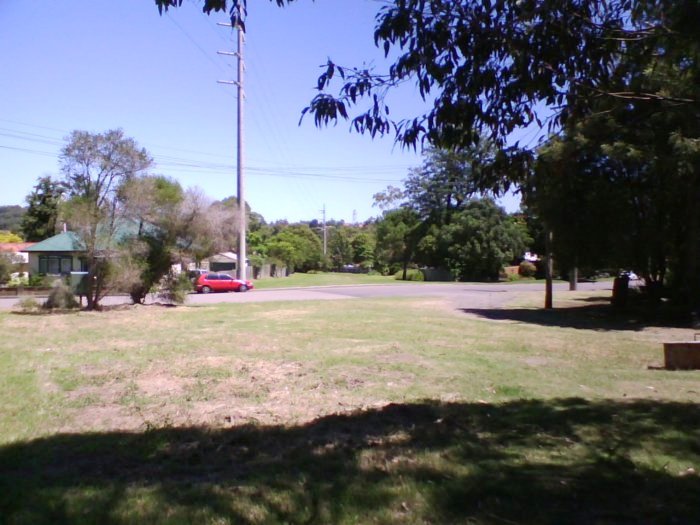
{"left": 68, "top": 405, "right": 143, "bottom": 432}
{"left": 58, "top": 357, "right": 415, "bottom": 431}
{"left": 257, "top": 308, "right": 312, "bottom": 320}
{"left": 522, "top": 356, "right": 551, "bottom": 367}
{"left": 136, "top": 373, "right": 192, "bottom": 397}
{"left": 636, "top": 326, "right": 698, "bottom": 344}
{"left": 375, "top": 351, "right": 436, "bottom": 373}
{"left": 68, "top": 380, "right": 127, "bottom": 406}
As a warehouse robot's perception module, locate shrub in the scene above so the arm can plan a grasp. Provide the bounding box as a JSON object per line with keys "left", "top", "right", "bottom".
{"left": 0, "top": 254, "right": 13, "bottom": 285}
{"left": 394, "top": 269, "right": 425, "bottom": 281}
{"left": 16, "top": 297, "right": 40, "bottom": 313}
{"left": 8, "top": 273, "right": 29, "bottom": 286}
{"left": 518, "top": 261, "right": 537, "bottom": 278}
{"left": 43, "top": 281, "right": 79, "bottom": 310}
{"left": 28, "top": 274, "right": 49, "bottom": 287}
{"left": 155, "top": 272, "right": 191, "bottom": 305}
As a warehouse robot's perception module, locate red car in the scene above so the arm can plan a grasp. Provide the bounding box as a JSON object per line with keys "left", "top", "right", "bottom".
{"left": 195, "top": 273, "right": 253, "bottom": 293}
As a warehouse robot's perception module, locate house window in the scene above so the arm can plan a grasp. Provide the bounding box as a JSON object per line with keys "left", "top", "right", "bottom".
{"left": 38, "top": 255, "right": 73, "bottom": 275}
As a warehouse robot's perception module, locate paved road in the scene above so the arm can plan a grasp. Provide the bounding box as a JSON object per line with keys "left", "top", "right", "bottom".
{"left": 0, "top": 280, "right": 613, "bottom": 310}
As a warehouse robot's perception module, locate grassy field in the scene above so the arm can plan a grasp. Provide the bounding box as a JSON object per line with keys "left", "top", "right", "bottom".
{"left": 252, "top": 271, "right": 573, "bottom": 289}
{"left": 252, "top": 271, "right": 398, "bottom": 289}
{"left": 1, "top": 291, "right": 699, "bottom": 524}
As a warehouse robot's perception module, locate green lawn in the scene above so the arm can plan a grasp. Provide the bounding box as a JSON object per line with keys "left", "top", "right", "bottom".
{"left": 252, "top": 271, "right": 398, "bottom": 289}
{"left": 1, "top": 292, "right": 699, "bottom": 524}
{"left": 250, "top": 271, "right": 572, "bottom": 289}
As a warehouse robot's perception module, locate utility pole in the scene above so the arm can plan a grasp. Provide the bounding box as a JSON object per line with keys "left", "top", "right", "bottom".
{"left": 217, "top": 12, "right": 247, "bottom": 281}
{"left": 321, "top": 204, "right": 327, "bottom": 256}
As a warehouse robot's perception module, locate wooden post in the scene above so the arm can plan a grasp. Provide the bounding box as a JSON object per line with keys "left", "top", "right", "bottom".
{"left": 545, "top": 228, "right": 553, "bottom": 309}
{"left": 569, "top": 257, "right": 578, "bottom": 291}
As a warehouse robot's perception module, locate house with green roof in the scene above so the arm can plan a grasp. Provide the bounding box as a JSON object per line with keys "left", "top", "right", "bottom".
{"left": 22, "top": 220, "right": 171, "bottom": 278}
{"left": 23, "top": 231, "right": 88, "bottom": 276}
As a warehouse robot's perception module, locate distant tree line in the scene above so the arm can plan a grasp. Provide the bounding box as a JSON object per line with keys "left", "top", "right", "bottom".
{"left": 0, "top": 205, "right": 25, "bottom": 233}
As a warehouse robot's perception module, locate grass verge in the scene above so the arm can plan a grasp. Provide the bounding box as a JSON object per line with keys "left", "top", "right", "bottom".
{"left": 252, "top": 271, "right": 397, "bottom": 289}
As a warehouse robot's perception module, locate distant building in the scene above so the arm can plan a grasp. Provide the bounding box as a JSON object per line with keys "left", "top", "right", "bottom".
{"left": 22, "top": 232, "right": 87, "bottom": 276}
{"left": 204, "top": 251, "right": 241, "bottom": 273}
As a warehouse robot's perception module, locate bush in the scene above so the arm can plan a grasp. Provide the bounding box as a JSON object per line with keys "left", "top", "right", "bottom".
{"left": 394, "top": 269, "right": 425, "bottom": 281}
{"left": 16, "top": 297, "right": 40, "bottom": 313}
{"left": 28, "top": 274, "right": 49, "bottom": 287}
{"left": 155, "top": 272, "right": 191, "bottom": 305}
{"left": 0, "top": 254, "right": 13, "bottom": 285}
{"left": 43, "top": 280, "right": 79, "bottom": 310}
{"left": 518, "top": 261, "right": 537, "bottom": 278}
{"left": 8, "top": 273, "right": 29, "bottom": 286}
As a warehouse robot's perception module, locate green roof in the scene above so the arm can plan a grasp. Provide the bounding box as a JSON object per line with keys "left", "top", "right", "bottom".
{"left": 24, "top": 232, "right": 86, "bottom": 253}
{"left": 24, "top": 220, "right": 159, "bottom": 254}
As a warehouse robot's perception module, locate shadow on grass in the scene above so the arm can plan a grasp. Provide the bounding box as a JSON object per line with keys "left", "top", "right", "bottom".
{"left": 460, "top": 298, "right": 692, "bottom": 331}
{"left": 2, "top": 399, "right": 700, "bottom": 524}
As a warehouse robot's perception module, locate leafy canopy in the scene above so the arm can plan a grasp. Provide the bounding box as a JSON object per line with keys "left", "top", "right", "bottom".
{"left": 21, "top": 176, "right": 63, "bottom": 242}
{"left": 157, "top": 1, "right": 699, "bottom": 152}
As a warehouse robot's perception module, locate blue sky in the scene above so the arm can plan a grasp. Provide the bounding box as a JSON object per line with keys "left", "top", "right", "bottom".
{"left": 0, "top": 0, "right": 522, "bottom": 223}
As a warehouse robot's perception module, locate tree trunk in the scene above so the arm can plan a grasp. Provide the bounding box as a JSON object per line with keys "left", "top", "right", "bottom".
{"left": 680, "top": 174, "right": 700, "bottom": 314}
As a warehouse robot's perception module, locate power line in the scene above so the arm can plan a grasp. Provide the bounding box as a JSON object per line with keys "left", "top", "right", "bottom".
{"left": 2, "top": 142, "right": 406, "bottom": 184}
{"left": 166, "top": 12, "right": 227, "bottom": 74}
{"left": 0, "top": 144, "right": 57, "bottom": 158}
{"left": 0, "top": 119, "right": 413, "bottom": 174}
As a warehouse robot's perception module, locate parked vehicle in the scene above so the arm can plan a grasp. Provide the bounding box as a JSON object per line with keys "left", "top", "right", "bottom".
{"left": 188, "top": 269, "right": 208, "bottom": 282}
{"left": 194, "top": 273, "right": 253, "bottom": 293}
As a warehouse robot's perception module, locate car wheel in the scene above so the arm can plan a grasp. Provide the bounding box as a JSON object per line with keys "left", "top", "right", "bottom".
{"left": 201, "top": 285, "right": 212, "bottom": 294}
{"left": 237, "top": 284, "right": 248, "bottom": 292}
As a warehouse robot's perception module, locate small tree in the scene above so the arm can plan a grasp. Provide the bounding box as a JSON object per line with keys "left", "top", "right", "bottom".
{"left": 441, "top": 199, "right": 530, "bottom": 281}
{"left": 267, "top": 225, "right": 323, "bottom": 273}
{"left": 21, "top": 176, "right": 63, "bottom": 242}
{"left": 327, "top": 227, "right": 354, "bottom": 270}
{"left": 118, "top": 175, "right": 185, "bottom": 304}
{"left": 351, "top": 230, "right": 376, "bottom": 269}
{"left": 60, "top": 129, "right": 152, "bottom": 310}
{"left": 375, "top": 208, "right": 420, "bottom": 278}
